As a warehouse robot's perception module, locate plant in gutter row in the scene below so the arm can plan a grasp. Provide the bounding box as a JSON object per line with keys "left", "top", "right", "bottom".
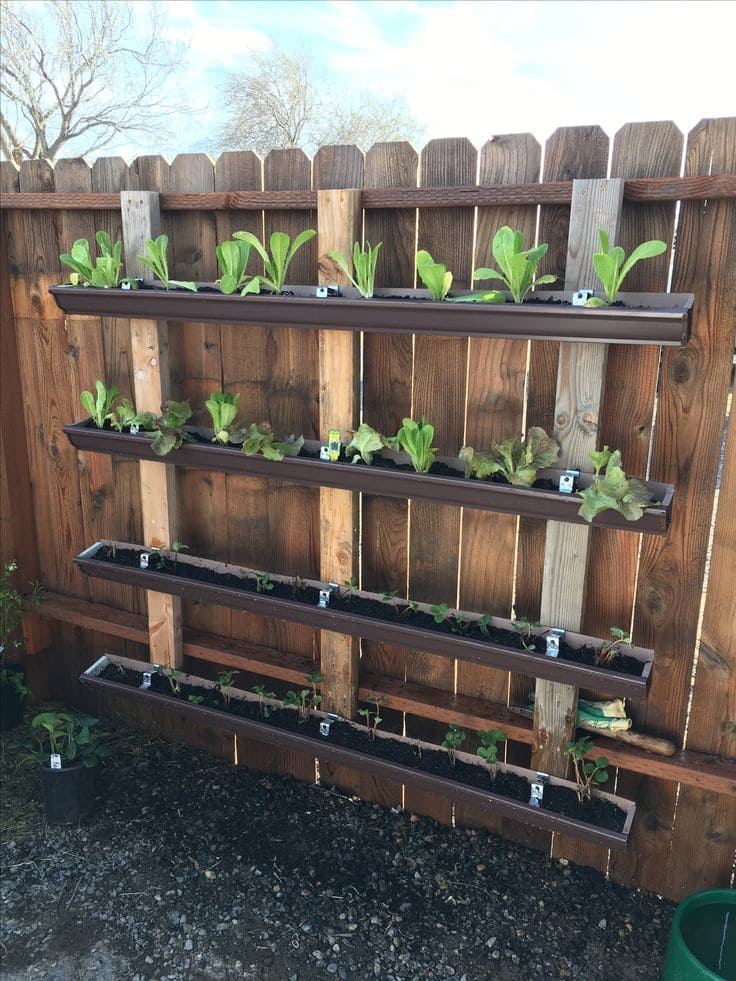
{"left": 71, "top": 384, "right": 667, "bottom": 527}
{"left": 75, "top": 540, "right": 654, "bottom": 695}
{"left": 83, "top": 654, "right": 635, "bottom": 843}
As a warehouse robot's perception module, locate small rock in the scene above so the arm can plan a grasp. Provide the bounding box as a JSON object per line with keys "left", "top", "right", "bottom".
{"left": 599, "top": 918, "right": 607, "bottom": 929}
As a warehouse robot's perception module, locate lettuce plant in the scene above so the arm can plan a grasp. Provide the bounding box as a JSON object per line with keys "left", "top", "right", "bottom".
{"left": 80, "top": 380, "right": 121, "bottom": 428}
{"left": 137, "top": 235, "right": 197, "bottom": 292}
{"left": 585, "top": 229, "right": 667, "bottom": 306}
{"left": 460, "top": 427, "right": 559, "bottom": 487}
{"left": 242, "top": 422, "right": 304, "bottom": 461}
{"left": 205, "top": 391, "right": 242, "bottom": 444}
{"left": 390, "top": 417, "right": 437, "bottom": 473}
{"left": 215, "top": 238, "right": 253, "bottom": 294}
{"left": 60, "top": 232, "right": 126, "bottom": 288}
{"left": 416, "top": 250, "right": 452, "bottom": 301}
{"left": 577, "top": 447, "right": 652, "bottom": 523}
{"left": 473, "top": 227, "right": 556, "bottom": 303}
{"left": 149, "top": 400, "right": 193, "bottom": 456}
{"left": 328, "top": 241, "right": 382, "bottom": 298}
{"left": 110, "top": 398, "right": 156, "bottom": 434}
{"left": 234, "top": 229, "right": 316, "bottom": 294}
{"left": 345, "top": 423, "right": 388, "bottom": 465}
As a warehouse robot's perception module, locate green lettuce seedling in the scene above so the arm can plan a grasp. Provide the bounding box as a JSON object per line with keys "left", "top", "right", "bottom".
{"left": 577, "top": 446, "right": 652, "bottom": 523}
{"left": 110, "top": 398, "right": 157, "bottom": 434}
{"left": 477, "top": 729, "right": 506, "bottom": 778}
{"left": 242, "top": 422, "right": 304, "bottom": 461}
{"left": 585, "top": 229, "right": 667, "bottom": 306}
{"left": 441, "top": 723, "right": 466, "bottom": 765}
{"left": 391, "top": 417, "right": 437, "bottom": 473}
{"left": 416, "top": 250, "right": 452, "bottom": 301}
{"left": 255, "top": 572, "right": 273, "bottom": 593}
{"left": 429, "top": 602, "right": 449, "bottom": 625}
{"left": 567, "top": 736, "right": 609, "bottom": 803}
{"left": 60, "top": 232, "right": 126, "bottom": 288}
{"left": 345, "top": 423, "right": 388, "bottom": 465}
{"left": 206, "top": 391, "right": 242, "bottom": 444}
{"left": 149, "top": 400, "right": 193, "bottom": 456}
{"left": 137, "top": 235, "right": 197, "bottom": 292}
{"left": 328, "top": 241, "right": 382, "bottom": 298}
{"left": 216, "top": 238, "right": 253, "bottom": 294}
{"left": 80, "top": 380, "right": 121, "bottom": 428}
{"left": 234, "top": 229, "right": 316, "bottom": 295}
{"left": 473, "top": 226, "right": 556, "bottom": 303}
{"left": 460, "top": 427, "right": 559, "bottom": 487}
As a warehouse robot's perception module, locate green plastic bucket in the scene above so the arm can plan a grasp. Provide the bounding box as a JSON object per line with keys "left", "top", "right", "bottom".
{"left": 662, "top": 889, "right": 736, "bottom": 980}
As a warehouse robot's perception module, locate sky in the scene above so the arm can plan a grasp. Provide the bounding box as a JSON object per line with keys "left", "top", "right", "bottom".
{"left": 146, "top": 0, "right": 735, "bottom": 161}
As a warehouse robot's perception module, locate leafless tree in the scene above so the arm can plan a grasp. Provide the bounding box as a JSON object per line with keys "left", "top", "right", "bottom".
{"left": 220, "top": 47, "right": 423, "bottom": 156}
{"left": 1, "top": 0, "right": 188, "bottom": 162}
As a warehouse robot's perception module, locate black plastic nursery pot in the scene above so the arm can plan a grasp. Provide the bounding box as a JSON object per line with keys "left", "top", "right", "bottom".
{"left": 81, "top": 653, "right": 637, "bottom": 849}
{"left": 39, "top": 760, "right": 96, "bottom": 825}
{"left": 74, "top": 541, "right": 655, "bottom": 699}
{"left": 63, "top": 423, "right": 675, "bottom": 536}
{"left": 0, "top": 663, "right": 26, "bottom": 730}
{"left": 48, "top": 285, "right": 694, "bottom": 346}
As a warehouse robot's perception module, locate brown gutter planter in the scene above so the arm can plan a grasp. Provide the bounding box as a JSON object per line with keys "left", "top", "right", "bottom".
{"left": 75, "top": 541, "right": 654, "bottom": 699}
{"left": 64, "top": 422, "right": 675, "bottom": 536}
{"left": 49, "top": 285, "right": 693, "bottom": 347}
{"left": 81, "top": 653, "right": 636, "bottom": 849}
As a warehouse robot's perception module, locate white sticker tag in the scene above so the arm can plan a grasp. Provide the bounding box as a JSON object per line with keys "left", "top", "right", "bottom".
{"left": 50, "top": 754, "right": 62, "bottom": 770}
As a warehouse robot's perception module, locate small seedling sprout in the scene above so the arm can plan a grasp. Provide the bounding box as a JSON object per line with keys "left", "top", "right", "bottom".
{"left": 216, "top": 670, "right": 239, "bottom": 709}
{"left": 305, "top": 673, "right": 323, "bottom": 713}
{"left": 476, "top": 729, "right": 506, "bottom": 779}
{"left": 382, "top": 589, "right": 398, "bottom": 602}
{"left": 429, "top": 602, "right": 449, "bottom": 625}
{"left": 441, "top": 723, "right": 466, "bottom": 765}
{"left": 512, "top": 616, "right": 541, "bottom": 652}
{"left": 255, "top": 572, "right": 274, "bottom": 593}
{"left": 567, "top": 736, "right": 609, "bottom": 803}
{"left": 253, "top": 683, "right": 277, "bottom": 717}
{"left": 477, "top": 613, "right": 492, "bottom": 639}
{"left": 157, "top": 664, "right": 182, "bottom": 694}
{"left": 358, "top": 695, "right": 386, "bottom": 739}
{"left": 171, "top": 540, "right": 188, "bottom": 571}
{"left": 585, "top": 229, "right": 667, "bottom": 306}
{"left": 451, "top": 615, "right": 471, "bottom": 636}
{"left": 342, "top": 577, "right": 358, "bottom": 601}
{"left": 188, "top": 694, "right": 204, "bottom": 705}
{"left": 595, "top": 626, "right": 632, "bottom": 666}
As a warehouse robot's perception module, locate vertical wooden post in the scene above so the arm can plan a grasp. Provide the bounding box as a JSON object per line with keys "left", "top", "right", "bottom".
{"left": 317, "top": 188, "right": 361, "bottom": 717}
{"left": 531, "top": 178, "right": 624, "bottom": 776}
{"left": 120, "top": 191, "right": 182, "bottom": 669}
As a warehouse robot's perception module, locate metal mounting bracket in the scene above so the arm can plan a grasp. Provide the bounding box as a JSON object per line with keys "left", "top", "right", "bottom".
{"left": 140, "top": 672, "right": 152, "bottom": 690}
{"left": 318, "top": 582, "right": 339, "bottom": 608}
{"left": 545, "top": 628, "right": 566, "bottom": 658}
{"left": 572, "top": 289, "right": 594, "bottom": 306}
{"left": 559, "top": 469, "right": 580, "bottom": 494}
{"left": 319, "top": 713, "right": 339, "bottom": 736}
{"left": 316, "top": 285, "right": 340, "bottom": 298}
{"left": 529, "top": 772, "right": 549, "bottom": 807}
{"left": 139, "top": 552, "right": 150, "bottom": 569}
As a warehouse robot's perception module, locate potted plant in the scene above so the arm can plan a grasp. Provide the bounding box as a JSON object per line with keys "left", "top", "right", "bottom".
{"left": 24, "top": 710, "right": 109, "bottom": 824}
{"left": 1, "top": 560, "right": 42, "bottom": 730}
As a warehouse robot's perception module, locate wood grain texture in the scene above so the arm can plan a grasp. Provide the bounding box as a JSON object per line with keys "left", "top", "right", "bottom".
{"left": 404, "top": 138, "right": 476, "bottom": 824}
{"left": 121, "top": 191, "right": 183, "bottom": 669}
{"left": 454, "top": 134, "right": 541, "bottom": 838}
{"left": 583, "top": 122, "right": 681, "bottom": 642}
{"left": 361, "top": 142, "right": 417, "bottom": 685}
{"left": 610, "top": 117, "right": 736, "bottom": 896}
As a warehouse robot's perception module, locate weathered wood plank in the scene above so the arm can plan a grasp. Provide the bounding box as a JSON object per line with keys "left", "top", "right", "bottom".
{"left": 404, "top": 137, "right": 476, "bottom": 825}
{"left": 610, "top": 117, "right": 736, "bottom": 897}
{"left": 121, "top": 190, "right": 182, "bottom": 669}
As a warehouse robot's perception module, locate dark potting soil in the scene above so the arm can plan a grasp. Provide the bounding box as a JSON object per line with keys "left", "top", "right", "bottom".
{"left": 98, "top": 663, "right": 626, "bottom": 833}
{"left": 92, "top": 544, "right": 644, "bottom": 678}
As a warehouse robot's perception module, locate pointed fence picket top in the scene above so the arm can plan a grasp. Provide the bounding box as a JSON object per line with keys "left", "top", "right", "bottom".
{"left": 2, "top": 123, "right": 735, "bottom": 901}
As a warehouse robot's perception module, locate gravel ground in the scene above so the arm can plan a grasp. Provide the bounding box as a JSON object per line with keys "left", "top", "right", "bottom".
{"left": 1, "top": 719, "right": 675, "bottom": 980}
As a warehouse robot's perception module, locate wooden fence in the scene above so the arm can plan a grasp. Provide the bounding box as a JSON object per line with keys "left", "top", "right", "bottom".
{"left": 1, "top": 118, "right": 734, "bottom": 902}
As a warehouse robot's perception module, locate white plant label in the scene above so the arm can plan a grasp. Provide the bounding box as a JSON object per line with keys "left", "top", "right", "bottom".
{"left": 50, "top": 753, "right": 62, "bottom": 770}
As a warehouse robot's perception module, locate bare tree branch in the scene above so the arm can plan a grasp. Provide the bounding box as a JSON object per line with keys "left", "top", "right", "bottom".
{"left": 1, "top": 0, "right": 190, "bottom": 161}
{"left": 218, "top": 47, "right": 424, "bottom": 157}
